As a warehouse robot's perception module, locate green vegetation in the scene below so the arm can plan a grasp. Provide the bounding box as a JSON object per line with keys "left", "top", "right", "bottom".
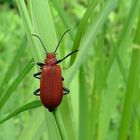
{"left": 0, "top": 0, "right": 140, "bottom": 140}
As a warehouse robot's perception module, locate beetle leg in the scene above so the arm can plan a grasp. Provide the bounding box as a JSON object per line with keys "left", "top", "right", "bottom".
{"left": 37, "top": 62, "right": 45, "bottom": 67}
{"left": 62, "top": 77, "right": 64, "bottom": 81}
{"left": 33, "top": 88, "right": 40, "bottom": 96}
{"left": 34, "top": 72, "right": 41, "bottom": 79}
{"left": 56, "top": 50, "right": 78, "bottom": 64}
{"left": 63, "top": 87, "right": 70, "bottom": 95}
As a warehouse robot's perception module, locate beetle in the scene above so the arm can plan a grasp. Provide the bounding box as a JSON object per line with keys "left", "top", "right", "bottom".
{"left": 32, "top": 30, "right": 78, "bottom": 112}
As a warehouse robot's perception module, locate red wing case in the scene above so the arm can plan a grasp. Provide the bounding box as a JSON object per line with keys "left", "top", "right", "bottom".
{"left": 40, "top": 65, "right": 63, "bottom": 111}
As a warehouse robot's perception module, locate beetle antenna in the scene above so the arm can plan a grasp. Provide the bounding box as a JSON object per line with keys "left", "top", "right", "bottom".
{"left": 32, "top": 34, "right": 48, "bottom": 53}
{"left": 54, "top": 29, "right": 70, "bottom": 53}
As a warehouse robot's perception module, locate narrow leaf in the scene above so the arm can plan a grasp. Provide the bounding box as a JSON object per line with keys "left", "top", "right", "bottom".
{"left": 0, "top": 100, "right": 42, "bottom": 124}
{"left": 0, "top": 36, "right": 27, "bottom": 98}
{"left": 118, "top": 10, "right": 140, "bottom": 140}
{"left": 0, "top": 60, "right": 34, "bottom": 109}
{"left": 70, "top": 0, "right": 99, "bottom": 66}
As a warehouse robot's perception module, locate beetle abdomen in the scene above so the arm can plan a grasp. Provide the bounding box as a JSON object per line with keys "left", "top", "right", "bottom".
{"left": 40, "top": 65, "right": 63, "bottom": 111}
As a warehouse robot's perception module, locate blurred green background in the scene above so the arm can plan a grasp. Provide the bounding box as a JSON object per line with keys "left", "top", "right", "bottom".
{"left": 0, "top": 0, "right": 140, "bottom": 140}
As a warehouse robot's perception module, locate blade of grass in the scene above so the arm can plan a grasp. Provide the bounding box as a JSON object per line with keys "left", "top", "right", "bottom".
{"left": 53, "top": 110, "right": 69, "bottom": 140}
{"left": 97, "top": 63, "right": 121, "bottom": 140}
{"left": 0, "top": 100, "right": 41, "bottom": 124}
{"left": 118, "top": 10, "right": 140, "bottom": 140}
{"left": 58, "top": 98, "right": 77, "bottom": 140}
{"left": 70, "top": 0, "right": 100, "bottom": 66}
{"left": 44, "top": 111, "right": 62, "bottom": 140}
{"left": 109, "top": 34, "right": 127, "bottom": 84}
{"left": 90, "top": 6, "right": 140, "bottom": 138}
{"left": 131, "top": 117, "right": 140, "bottom": 140}
{"left": 133, "top": 105, "right": 140, "bottom": 129}
{"left": 96, "top": 0, "right": 140, "bottom": 95}
{"left": 95, "top": 1, "right": 138, "bottom": 140}
{"left": 89, "top": 30, "right": 105, "bottom": 139}
{"left": 60, "top": 1, "right": 117, "bottom": 139}
{"left": 18, "top": 108, "right": 46, "bottom": 140}
{"left": 17, "top": 1, "right": 67, "bottom": 140}
{"left": 0, "top": 60, "right": 34, "bottom": 109}
{"left": 79, "top": 66, "right": 88, "bottom": 140}
{"left": 31, "top": 0, "right": 57, "bottom": 52}
{"left": 65, "top": 0, "right": 117, "bottom": 85}
{"left": 16, "top": 0, "right": 41, "bottom": 62}
{"left": 29, "top": 1, "right": 75, "bottom": 140}
{"left": 51, "top": 0, "right": 74, "bottom": 40}
{"left": 0, "top": 36, "right": 27, "bottom": 99}
{"left": 118, "top": 46, "right": 140, "bottom": 140}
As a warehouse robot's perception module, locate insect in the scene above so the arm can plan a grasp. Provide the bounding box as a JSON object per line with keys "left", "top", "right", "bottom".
{"left": 32, "top": 30, "right": 78, "bottom": 112}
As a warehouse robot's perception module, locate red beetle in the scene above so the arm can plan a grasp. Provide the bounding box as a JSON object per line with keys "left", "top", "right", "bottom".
{"left": 32, "top": 30, "right": 78, "bottom": 112}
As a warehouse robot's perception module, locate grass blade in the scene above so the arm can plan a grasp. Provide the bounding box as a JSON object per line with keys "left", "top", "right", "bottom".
{"left": 118, "top": 9, "right": 140, "bottom": 140}
{"left": 18, "top": 108, "right": 46, "bottom": 140}
{"left": 66, "top": 0, "right": 117, "bottom": 85}
{"left": 60, "top": 1, "right": 117, "bottom": 139}
{"left": 51, "top": 0, "right": 74, "bottom": 40}
{"left": 96, "top": 0, "right": 140, "bottom": 96}
{"left": 31, "top": 0, "right": 57, "bottom": 52}
{"left": 70, "top": 0, "right": 99, "bottom": 66}
{"left": 16, "top": 0, "right": 41, "bottom": 61}
{"left": 109, "top": 35, "right": 127, "bottom": 84}
{"left": 0, "top": 100, "right": 42, "bottom": 124}
{"left": 0, "top": 60, "right": 34, "bottom": 109}
{"left": 0, "top": 36, "right": 27, "bottom": 99}
{"left": 53, "top": 111, "right": 69, "bottom": 140}
{"left": 79, "top": 66, "right": 88, "bottom": 140}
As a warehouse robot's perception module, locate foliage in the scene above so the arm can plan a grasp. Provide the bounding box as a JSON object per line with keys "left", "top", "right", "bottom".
{"left": 0, "top": 0, "right": 140, "bottom": 140}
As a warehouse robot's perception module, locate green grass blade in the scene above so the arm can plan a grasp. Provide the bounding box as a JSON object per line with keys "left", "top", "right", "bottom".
{"left": 0, "top": 36, "right": 27, "bottom": 99}
{"left": 16, "top": 0, "right": 41, "bottom": 61}
{"left": 51, "top": 0, "right": 74, "bottom": 40}
{"left": 79, "top": 66, "right": 88, "bottom": 140}
{"left": 118, "top": 47, "right": 140, "bottom": 140}
{"left": 66, "top": 0, "right": 117, "bottom": 85}
{"left": 97, "top": 0, "right": 140, "bottom": 95}
{"left": 30, "top": 1, "right": 70, "bottom": 140}
{"left": 70, "top": 0, "right": 99, "bottom": 66}
{"left": 0, "top": 60, "right": 34, "bottom": 109}
{"left": 44, "top": 111, "right": 62, "bottom": 140}
{"left": 18, "top": 108, "right": 46, "bottom": 140}
{"left": 0, "top": 100, "right": 42, "bottom": 124}
{"left": 131, "top": 116, "right": 140, "bottom": 140}
{"left": 118, "top": 11, "right": 140, "bottom": 140}
{"left": 20, "top": 0, "right": 74, "bottom": 139}
{"left": 53, "top": 111, "right": 69, "bottom": 140}
{"left": 61, "top": 1, "right": 117, "bottom": 139}
{"left": 109, "top": 35, "right": 127, "bottom": 84}
{"left": 88, "top": 30, "right": 105, "bottom": 139}
{"left": 31, "top": 0, "right": 57, "bottom": 52}
{"left": 133, "top": 105, "right": 140, "bottom": 129}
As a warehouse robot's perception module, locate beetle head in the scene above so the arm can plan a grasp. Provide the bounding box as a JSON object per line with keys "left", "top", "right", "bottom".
{"left": 45, "top": 53, "right": 57, "bottom": 65}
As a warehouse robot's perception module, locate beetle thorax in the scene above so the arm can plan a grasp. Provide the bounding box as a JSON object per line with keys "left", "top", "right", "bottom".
{"left": 45, "top": 53, "right": 57, "bottom": 65}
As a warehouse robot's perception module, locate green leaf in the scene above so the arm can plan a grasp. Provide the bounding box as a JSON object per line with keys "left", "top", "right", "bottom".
{"left": 118, "top": 6, "right": 140, "bottom": 140}
{"left": 79, "top": 66, "right": 88, "bottom": 140}
{"left": 65, "top": 0, "right": 117, "bottom": 85}
{"left": 70, "top": 0, "right": 99, "bottom": 66}
{"left": 16, "top": 0, "right": 41, "bottom": 62}
{"left": 51, "top": 0, "right": 74, "bottom": 40}
{"left": 31, "top": 0, "right": 57, "bottom": 52}
{"left": 0, "top": 100, "right": 42, "bottom": 124}
{"left": 0, "top": 36, "right": 27, "bottom": 99}
{"left": 0, "top": 60, "right": 34, "bottom": 109}
{"left": 18, "top": 108, "right": 46, "bottom": 140}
